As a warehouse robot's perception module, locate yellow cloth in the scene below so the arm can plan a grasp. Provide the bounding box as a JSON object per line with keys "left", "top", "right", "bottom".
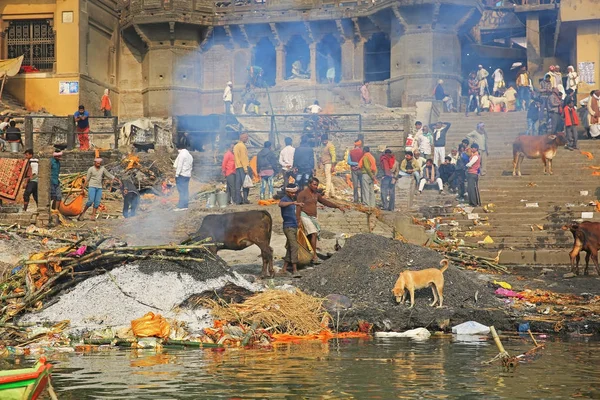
{"left": 234, "top": 141, "right": 249, "bottom": 169}
{"left": 517, "top": 71, "right": 529, "bottom": 87}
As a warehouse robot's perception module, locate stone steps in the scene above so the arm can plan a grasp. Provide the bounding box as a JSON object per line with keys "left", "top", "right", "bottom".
{"left": 410, "top": 110, "right": 600, "bottom": 260}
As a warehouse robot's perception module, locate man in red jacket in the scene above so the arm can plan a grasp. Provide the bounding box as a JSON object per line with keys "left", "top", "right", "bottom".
{"left": 221, "top": 141, "right": 236, "bottom": 204}
{"left": 347, "top": 140, "right": 364, "bottom": 203}
{"left": 564, "top": 99, "right": 580, "bottom": 150}
{"left": 379, "top": 149, "right": 397, "bottom": 211}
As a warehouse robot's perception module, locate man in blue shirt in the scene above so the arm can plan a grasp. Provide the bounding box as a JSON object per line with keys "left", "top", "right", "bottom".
{"left": 50, "top": 151, "right": 62, "bottom": 226}
{"left": 74, "top": 105, "right": 90, "bottom": 150}
{"left": 279, "top": 183, "right": 304, "bottom": 277}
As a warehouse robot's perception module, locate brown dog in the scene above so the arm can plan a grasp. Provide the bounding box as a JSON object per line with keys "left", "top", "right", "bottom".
{"left": 391, "top": 260, "right": 449, "bottom": 308}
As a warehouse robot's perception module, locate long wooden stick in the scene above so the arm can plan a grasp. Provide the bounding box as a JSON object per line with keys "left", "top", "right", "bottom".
{"left": 527, "top": 329, "right": 539, "bottom": 347}
{"left": 490, "top": 326, "right": 509, "bottom": 357}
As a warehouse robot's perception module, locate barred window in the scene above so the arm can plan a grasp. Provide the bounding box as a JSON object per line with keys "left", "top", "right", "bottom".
{"left": 7, "top": 19, "right": 55, "bottom": 71}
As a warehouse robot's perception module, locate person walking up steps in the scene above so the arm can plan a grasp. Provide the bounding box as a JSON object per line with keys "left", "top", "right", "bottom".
{"left": 465, "top": 143, "right": 482, "bottom": 207}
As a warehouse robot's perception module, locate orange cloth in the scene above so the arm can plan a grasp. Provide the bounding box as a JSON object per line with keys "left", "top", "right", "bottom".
{"left": 272, "top": 331, "right": 370, "bottom": 343}
{"left": 358, "top": 152, "right": 377, "bottom": 172}
{"left": 564, "top": 105, "right": 579, "bottom": 126}
{"left": 101, "top": 94, "right": 112, "bottom": 111}
{"left": 77, "top": 129, "right": 90, "bottom": 151}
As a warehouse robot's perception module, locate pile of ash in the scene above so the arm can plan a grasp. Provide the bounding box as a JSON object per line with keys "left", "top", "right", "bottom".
{"left": 20, "top": 256, "right": 259, "bottom": 335}
{"left": 297, "top": 234, "right": 509, "bottom": 332}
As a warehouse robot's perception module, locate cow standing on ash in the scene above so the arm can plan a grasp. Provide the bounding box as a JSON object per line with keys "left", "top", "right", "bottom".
{"left": 189, "top": 210, "right": 274, "bottom": 278}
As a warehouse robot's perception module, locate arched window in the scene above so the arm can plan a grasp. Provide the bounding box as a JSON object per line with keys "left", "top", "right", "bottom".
{"left": 285, "top": 35, "right": 310, "bottom": 80}
{"left": 364, "top": 33, "right": 390, "bottom": 82}
{"left": 252, "top": 37, "right": 276, "bottom": 87}
{"left": 316, "top": 34, "right": 341, "bottom": 84}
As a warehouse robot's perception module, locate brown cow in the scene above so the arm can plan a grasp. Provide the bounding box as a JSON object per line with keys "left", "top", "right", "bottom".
{"left": 564, "top": 221, "right": 600, "bottom": 276}
{"left": 512, "top": 132, "right": 567, "bottom": 176}
{"left": 190, "top": 210, "right": 274, "bottom": 278}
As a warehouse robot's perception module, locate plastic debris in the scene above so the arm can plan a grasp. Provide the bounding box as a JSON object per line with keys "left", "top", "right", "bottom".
{"left": 494, "top": 281, "right": 512, "bottom": 290}
{"left": 479, "top": 236, "right": 494, "bottom": 244}
{"left": 465, "top": 231, "right": 485, "bottom": 237}
{"left": 375, "top": 328, "right": 431, "bottom": 340}
{"left": 495, "top": 288, "right": 524, "bottom": 299}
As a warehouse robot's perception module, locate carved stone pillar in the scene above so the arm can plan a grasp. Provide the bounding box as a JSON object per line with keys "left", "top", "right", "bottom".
{"left": 276, "top": 45, "right": 285, "bottom": 84}
{"left": 389, "top": 1, "right": 482, "bottom": 106}
{"left": 354, "top": 39, "right": 365, "bottom": 82}
{"left": 526, "top": 13, "right": 542, "bottom": 80}
{"left": 341, "top": 40, "right": 354, "bottom": 82}
{"left": 309, "top": 42, "right": 317, "bottom": 84}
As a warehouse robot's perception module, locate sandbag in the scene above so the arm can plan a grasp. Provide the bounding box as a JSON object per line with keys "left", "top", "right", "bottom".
{"left": 452, "top": 321, "right": 490, "bottom": 335}
{"left": 131, "top": 312, "right": 171, "bottom": 339}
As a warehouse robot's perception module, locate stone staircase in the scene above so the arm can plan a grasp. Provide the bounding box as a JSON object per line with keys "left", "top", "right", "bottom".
{"left": 411, "top": 111, "right": 600, "bottom": 264}
{"left": 239, "top": 106, "right": 408, "bottom": 158}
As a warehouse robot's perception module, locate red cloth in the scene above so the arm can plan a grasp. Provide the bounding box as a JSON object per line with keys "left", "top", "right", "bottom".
{"left": 77, "top": 127, "right": 90, "bottom": 151}
{"left": 563, "top": 105, "right": 579, "bottom": 126}
{"left": 349, "top": 147, "right": 363, "bottom": 171}
{"left": 379, "top": 154, "right": 396, "bottom": 176}
{"left": 221, "top": 150, "right": 236, "bottom": 176}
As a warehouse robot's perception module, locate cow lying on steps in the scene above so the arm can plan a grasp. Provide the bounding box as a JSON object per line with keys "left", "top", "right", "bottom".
{"left": 563, "top": 221, "right": 600, "bottom": 276}
{"left": 189, "top": 210, "right": 274, "bottom": 278}
{"left": 512, "top": 132, "right": 567, "bottom": 176}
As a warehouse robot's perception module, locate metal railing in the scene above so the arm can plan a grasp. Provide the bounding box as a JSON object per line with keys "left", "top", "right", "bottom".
{"left": 23, "top": 116, "right": 119, "bottom": 151}
{"left": 175, "top": 113, "right": 364, "bottom": 149}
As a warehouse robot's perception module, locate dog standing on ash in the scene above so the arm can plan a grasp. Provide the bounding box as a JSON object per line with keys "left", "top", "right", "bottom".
{"left": 392, "top": 260, "right": 449, "bottom": 308}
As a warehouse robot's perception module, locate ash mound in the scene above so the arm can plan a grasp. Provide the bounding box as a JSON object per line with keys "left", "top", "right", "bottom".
{"left": 21, "top": 257, "right": 259, "bottom": 334}
{"left": 297, "top": 234, "right": 507, "bottom": 332}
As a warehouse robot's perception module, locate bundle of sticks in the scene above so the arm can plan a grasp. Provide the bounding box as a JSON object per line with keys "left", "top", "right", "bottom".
{"left": 442, "top": 248, "right": 507, "bottom": 273}
{"left": 0, "top": 238, "right": 217, "bottom": 323}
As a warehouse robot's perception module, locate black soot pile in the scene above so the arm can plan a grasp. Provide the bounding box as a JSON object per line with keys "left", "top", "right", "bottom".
{"left": 298, "top": 234, "right": 509, "bottom": 332}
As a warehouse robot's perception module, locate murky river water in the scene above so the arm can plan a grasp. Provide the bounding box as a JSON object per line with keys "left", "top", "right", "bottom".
{"left": 20, "top": 337, "right": 600, "bottom": 399}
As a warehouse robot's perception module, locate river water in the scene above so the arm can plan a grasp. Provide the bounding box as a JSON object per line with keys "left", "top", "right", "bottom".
{"left": 32, "top": 337, "right": 600, "bottom": 399}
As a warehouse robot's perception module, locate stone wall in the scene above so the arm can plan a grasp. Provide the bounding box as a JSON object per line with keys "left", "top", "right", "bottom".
{"left": 0, "top": 155, "right": 51, "bottom": 227}
{"left": 59, "top": 150, "right": 122, "bottom": 174}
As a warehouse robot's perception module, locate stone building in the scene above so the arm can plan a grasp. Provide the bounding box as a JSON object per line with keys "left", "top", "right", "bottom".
{"left": 0, "top": 0, "right": 594, "bottom": 118}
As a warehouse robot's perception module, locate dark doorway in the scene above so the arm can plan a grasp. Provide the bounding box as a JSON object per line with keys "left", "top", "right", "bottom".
{"left": 316, "top": 34, "right": 341, "bottom": 84}
{"left": 253, "top": 37, "right": 276, "bottom": 87}
{"left": 285, "top": 35, "right": 310, "bottom": 80}
{"left": 364, "top": 33, "right": 390, "bottom": 82}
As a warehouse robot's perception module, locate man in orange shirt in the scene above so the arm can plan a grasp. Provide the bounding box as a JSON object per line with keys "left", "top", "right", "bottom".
{"left": 101, "top": 89, "right": 112, "bottom": 117}
{"left": 221, "top": 141, "right": 236, "bottom": 205}
{"left": 564, "top": 99, "right": 580, "bottom": 150}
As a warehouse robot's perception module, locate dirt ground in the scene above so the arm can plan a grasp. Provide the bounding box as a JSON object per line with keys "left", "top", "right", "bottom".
{"left": 4, "top": 175, "right": 600, "bottom": 335}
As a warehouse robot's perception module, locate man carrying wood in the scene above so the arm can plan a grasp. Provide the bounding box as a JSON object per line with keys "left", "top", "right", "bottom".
{"left": 296, "top": 177, "right": 344, "bottom": 264}
{"left": 78, "top": 158, "right": 119, "bottom": 221}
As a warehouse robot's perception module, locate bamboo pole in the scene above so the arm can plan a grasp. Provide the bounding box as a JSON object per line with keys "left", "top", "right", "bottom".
{"left": 490, "top": 326, "right": 509, "bottom": 358}
{"left": 528, "top": 329, "right": 539, "bottom": 347}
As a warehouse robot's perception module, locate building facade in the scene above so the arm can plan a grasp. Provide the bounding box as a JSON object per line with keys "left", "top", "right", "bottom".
{"left": 0, "top": 0, "right": 592, "bottom": 118}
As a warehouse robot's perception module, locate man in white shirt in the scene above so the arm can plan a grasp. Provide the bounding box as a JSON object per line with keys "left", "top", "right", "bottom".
{"left": 279, "top": 136, "right": 295, "bottom": 184}
{"left": 223, "top": 81, "right": 233, "bottom": 114}
{"left": 476, "top": 65, "right": 489, "bottom": 96}
{"left": 173, "top": 142, "right": 194, "bottom": 211}
{"left": 307, "top": 100, "right": 322, "bottom": 114}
